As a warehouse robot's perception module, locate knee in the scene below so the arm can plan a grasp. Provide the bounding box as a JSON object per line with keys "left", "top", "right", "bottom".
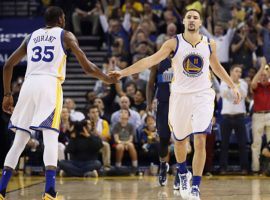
{"left": 103, "top": 141, "right": 110, "bottom": 149}
{"left": 116, "top": 144, "right": 124, "bottom": 151}
{"left": 194, "top": 136, "right": 206, "bottom": 151}
{"left": 174, "top": 140, "right": 187, "bottom": 148}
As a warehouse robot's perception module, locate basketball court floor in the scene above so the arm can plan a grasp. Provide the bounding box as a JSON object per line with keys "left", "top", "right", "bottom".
{"left": 4, "top": 173, "right": 270, "bottom": 200}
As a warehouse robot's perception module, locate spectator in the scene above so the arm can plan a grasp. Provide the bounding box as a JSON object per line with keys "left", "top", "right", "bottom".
{"left": 219, "top": 64, "right": 249, "bottom": 174}
{"left": 156, "top": 23, "right": 177, "bottom": 50}
{"left": 100, "top": 0, "right": 121, "bottom": 18}
{"left": 112, "top": 109, "right": 138, "bottom": 168}
{"left": 250, "top": 57, "right": 270, "bottom": 173}
{"left": 59, "top": 107, "right": 74, "bottom": 161}
{"left": 255, "top": 20, "right": 270, "bottom": 63}
{"left": 84, "top": 91, "right": 97, "bottom": 109}
{"left": 138, "top": 115, "right": 159, "bottom": 164}
{"left": 124, "top": 82, "right": 137, "bottom": 101}
{"left": 121, "top": 0, "right": 143, "bottom": 16}
{"left": 200, "top": 18, "right": 236, "bottom": 72}
{"left": 72, "top": 0, "right": 100, "bottom": 35}
{"left": 132, "top": 89, "right": 147, "bottom": 117}
{"left": 97, "top": 3, "right": 131, "bottom": 53}
{"left": 93, "top": 97, "right": 111, "bottom": 123}
{"left": 231, "top": 23, "right": 257, "bottom": 72}
{"left": 87, "top": 106, "right": 111, "bottom": 169}
{"left": 64, "top": 98, "right": 85, "bottom": 122}
{"left": 111, "top": 96, "right": 141, "bottom": 128}
{"left": 125, "top": 73, "right": 147, "bottom": 92}
{"left": 59, "top": 120, "right": 103, "bottom": 177}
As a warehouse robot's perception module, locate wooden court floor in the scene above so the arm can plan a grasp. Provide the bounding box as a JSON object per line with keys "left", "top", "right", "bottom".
{"left": 4, "top": 174, "right": 270, "bottom": 200}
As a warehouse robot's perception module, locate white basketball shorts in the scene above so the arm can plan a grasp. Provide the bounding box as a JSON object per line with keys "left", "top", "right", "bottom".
{"left": 9, "top": 75, "right": 63, "bottom": 134}
{"left": 168, "top": 88, "right": 215, "bottom": 140}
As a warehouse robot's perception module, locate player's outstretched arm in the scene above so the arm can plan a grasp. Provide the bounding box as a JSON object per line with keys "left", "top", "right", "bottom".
{"left": 209, "top": 39, "right": 241, "bottom": 104}
{"left": 109, "top": 38, "right": 175, "bottom": 80}
{"left": 2, "top": 36, "right": 28, "bottom": 114}
{"left": 64, "top": 31, "right": 117, "bottom": 84}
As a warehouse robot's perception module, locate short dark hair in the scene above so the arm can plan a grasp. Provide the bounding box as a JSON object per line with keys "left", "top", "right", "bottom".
{"left": 230, "top": 64, "right": 243, "bottom": 72}
{"left": 184, "top": 9, "right": 201, "bottom": 19}
{"left": 88, "top": 105, "right": 99, "bottom": 113}
{"left": 120, "top": 108, "right": 131, "bottom": 117}
{"left": 44, "top": 6, "right": 64, "bottom": 25}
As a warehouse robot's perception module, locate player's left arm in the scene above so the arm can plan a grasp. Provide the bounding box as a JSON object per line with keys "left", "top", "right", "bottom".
{"left": 3, "top": 36, "right": 28, "bottom": 96}
{"left": 2, "top": 35, "right": 29, "bottom": 114}
{"left": 209, "top": 39, "right": 241, "bottom": 104}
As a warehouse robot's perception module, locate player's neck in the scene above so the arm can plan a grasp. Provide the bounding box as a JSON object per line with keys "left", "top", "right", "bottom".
{"left": 183, "top": 32, "right": 201, "bottom": 46}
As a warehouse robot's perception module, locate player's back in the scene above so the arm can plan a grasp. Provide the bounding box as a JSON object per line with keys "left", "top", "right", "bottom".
{"left": 171, "top": 34, "right": 212, "bottom": 94}
{"left": 26, "top": 27, "right": 67, "bottom": 82}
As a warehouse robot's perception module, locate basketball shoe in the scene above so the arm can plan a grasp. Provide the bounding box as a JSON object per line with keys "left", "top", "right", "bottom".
{"left": 0, "top": 194, "right": 5, "bottom": 200}
{"left": 173, "top": 171, "right": 180, "bottom": 190}
{"left": 189, "top": 185, "right": 200, "bottom": 200}
{"left": 158, "top": 162, "right": 169, "bottom": 186}
{"left": 179, "top": 171, "right": 192, "bottom": 199}
{"left": 42, "top": 193, "right": 62, "bottom": 200}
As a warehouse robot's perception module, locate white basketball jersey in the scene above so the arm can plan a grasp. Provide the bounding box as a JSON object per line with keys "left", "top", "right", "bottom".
{"left": 26, "top": 27, "right": 67, "bottom": 83}
{"left": 171, "top": 34, "right": 212, "bottom": 93}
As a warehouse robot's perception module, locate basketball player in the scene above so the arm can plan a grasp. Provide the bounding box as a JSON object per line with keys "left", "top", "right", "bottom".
{"left": 146, "top": 58, "right": 181, "bottom": 189}
{"left": 1, "top": 6, "right": 116, "bottom": 200}
{"left": 109, "top": 9, "right": 241, "bottom": 200}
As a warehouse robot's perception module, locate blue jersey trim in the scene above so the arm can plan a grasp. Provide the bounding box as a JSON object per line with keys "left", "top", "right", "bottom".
{"left": 171, "top": 36, "right": 179, "bottom": 58}
{"left": 30, "top": 126, "right": 60, "bottom": 133}
{"left": 172, "top": 121, "right": 212, "bottom": 141}
{"left": 8, "top": 121, "right": 31, "bottom": 135}
{"left": 207, "top": 37, "right": 212, "bottom": 54}
{"left": 61, "top": 30, "right": 67, "bottom": 55}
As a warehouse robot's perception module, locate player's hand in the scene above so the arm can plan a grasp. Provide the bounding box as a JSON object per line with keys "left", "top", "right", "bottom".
{"left": 2, "top": 95, "right": 14, "bottom": 114}
{"left": 108, "top": 71, "right": 123, "bottom": 80}
{"left": 104, "top": 75, "right": 118, "bottom": 84}
{"left": 232, "top": 87, "right": 241, "bottom": 104}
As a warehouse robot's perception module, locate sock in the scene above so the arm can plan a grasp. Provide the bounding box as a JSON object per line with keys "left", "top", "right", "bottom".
{"left": 45, "top": 170, "right": 56, "bottom": 197}
{"left": 192, "top": 176, "right": 201, "bottom": 187}
{"left": 177, "top": 161, "right": 188, "bottom": 174}
{"left": 132, "top": 160, "right": 138, "bottom": 167}
{"left": 0, "top": 169, "right": 12, "bottom": 196}
{"left": 115, "top": 162, "right": 121, "bottom": 167}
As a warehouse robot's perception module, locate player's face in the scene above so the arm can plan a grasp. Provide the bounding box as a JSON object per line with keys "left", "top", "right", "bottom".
{"left": 183, "top": 11, "right": 201, "bottom": 32}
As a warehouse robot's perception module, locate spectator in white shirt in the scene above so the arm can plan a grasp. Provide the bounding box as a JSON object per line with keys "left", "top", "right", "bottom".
{"left": 200, "top": 17, "right": 236, "bottom": 72}
{"left": 219, "top": 64, "right": 249, "bottom": 174}
{"left": 64, "top": 98, "right": 85, "bottom": 122}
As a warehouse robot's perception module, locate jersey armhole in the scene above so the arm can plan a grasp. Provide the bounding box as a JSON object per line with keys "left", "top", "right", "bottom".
{"left": 26, "top": 33, "right": 32, "bottom": 47}
{"left": 61, "top": 30, "right": 67, "bottom": 55}
{"left": 171, "top": 35, "right": 179, "bottom": 58}
{"left": 207, "top": 37, "right": 212, "bottom": 54}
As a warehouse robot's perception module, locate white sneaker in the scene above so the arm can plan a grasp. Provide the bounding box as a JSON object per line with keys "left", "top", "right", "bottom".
{"left": 179, "top": 171, "right": 192, "bottom": 199}
{"left": 189, "top": 185, "right": 201, "bottom": 200}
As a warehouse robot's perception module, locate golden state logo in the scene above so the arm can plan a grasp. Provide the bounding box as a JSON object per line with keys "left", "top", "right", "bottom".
{"left": 183, "top": 54, "right": 204, "bottom": 77}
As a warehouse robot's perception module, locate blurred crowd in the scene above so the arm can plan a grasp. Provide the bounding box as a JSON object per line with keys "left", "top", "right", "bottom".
{"left": 5, "top": 0, "right": 270, "bottom": 177}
